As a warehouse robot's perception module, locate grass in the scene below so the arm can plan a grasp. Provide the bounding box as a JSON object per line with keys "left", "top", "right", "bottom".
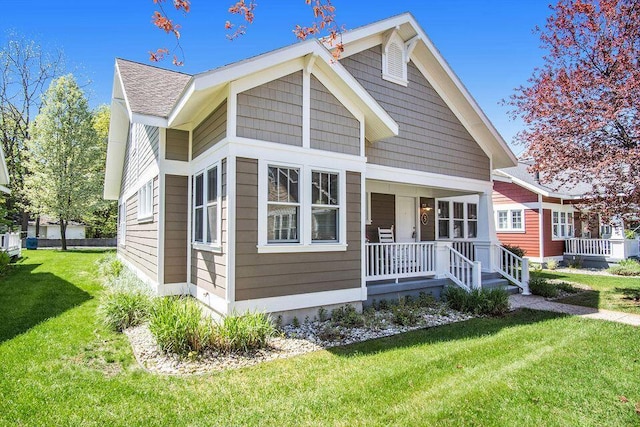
{"left": 538, "top": 270, "right": 640, "bottom": 314}
{"left": 0, "top": 250, "right": 639, "bottom": 426}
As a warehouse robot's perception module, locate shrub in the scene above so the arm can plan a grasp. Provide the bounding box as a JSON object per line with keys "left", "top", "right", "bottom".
{"left": 96, "top": 253, "right": 123, "bottom": 280}
{"left": 545, "top": 259, "right": 558, "bottom": 270}
{"left": 99, "top": 288, "right": 152, "bottom": 332}
{"left": 502, "top": 244, "right": 525, "bottom": 258}
{"left": 317, "top": 324, "right": 346, "bottom": 342}
{"left": 566, "top": 255, "right": 583, "bottom": 269}
{"left": 391, "top": 299, "right": 420, "bottom": 326}
{"left": 555, "top": 281, "right": 578, "bottom": 293}
{"left": 149, "top": 297, "right": 211, "bottom": 355}
{"left": 528, "top": 276, "right": 559, "bottom": 298}
{"left": 417, "top": 291, "right": 436, "bottom": 308}
{"left": 443, "top": 286, "right": 510, "bottom": 316}
{"left": 608, "top": 259, "right": 640, "bottom": 276}
{"left": 317, "top": 307, "right": 328, "bottom": 322}
{"left": 211, "top": 311, "right": 276, "bottom": 353}
{"left": 0, "top": 251, "right": 10, "bottom": 275}
{"left": 331, "top": 305, "right": 364, "bottom": 327}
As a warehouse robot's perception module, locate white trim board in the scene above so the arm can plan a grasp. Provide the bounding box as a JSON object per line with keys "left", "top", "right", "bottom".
{"left": 234, "top": 287, "right": 365, "bottom": 313}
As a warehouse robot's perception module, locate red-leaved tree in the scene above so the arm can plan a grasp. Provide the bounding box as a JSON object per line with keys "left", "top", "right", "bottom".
{"left": 150, "top": 0, "right": 343, "bottom": 66}
{"left": 509, "top": 0, "right": 640, "bottom": 218}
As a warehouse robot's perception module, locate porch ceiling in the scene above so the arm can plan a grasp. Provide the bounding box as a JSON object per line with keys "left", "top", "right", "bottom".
{"left": 366, "top": 179, "right": 479, "bottom": 198}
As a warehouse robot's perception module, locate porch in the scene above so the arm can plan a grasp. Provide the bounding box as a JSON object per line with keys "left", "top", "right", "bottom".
{"left": 1, "top": 232, "right": 22, "bottom": 258}
{"left": 564, "top": 237, "right": 640, "bottom": 263}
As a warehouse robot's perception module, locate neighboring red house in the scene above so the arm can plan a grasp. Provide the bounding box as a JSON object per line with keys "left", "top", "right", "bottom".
{"left": 491, "top": 161, "right": 636, "bottom": 264}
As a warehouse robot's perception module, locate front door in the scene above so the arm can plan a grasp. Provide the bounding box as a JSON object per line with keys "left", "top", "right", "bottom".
{"left": 396, "top": 196, "right": 416, "bottom": 242}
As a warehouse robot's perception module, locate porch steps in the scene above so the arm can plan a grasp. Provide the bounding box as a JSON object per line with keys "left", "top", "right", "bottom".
{"left": 481, "top": 272, "right": 520, "bottom": 295}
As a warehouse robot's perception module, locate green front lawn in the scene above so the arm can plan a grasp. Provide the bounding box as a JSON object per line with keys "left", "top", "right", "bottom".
{"left": 537, "top": 271, "right": 640, "bottom": 314}
{"left": 1, "top": 250, "right": 639, "bottom": 426}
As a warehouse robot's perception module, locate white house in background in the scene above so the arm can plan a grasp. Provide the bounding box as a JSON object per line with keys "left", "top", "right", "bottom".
{"left": 27, "top": 216, "right": 86, "bottom": 240}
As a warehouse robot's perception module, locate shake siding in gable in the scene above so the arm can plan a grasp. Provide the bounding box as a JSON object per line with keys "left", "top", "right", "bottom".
{"left": 193, "top": 100, "right": 227, "bottom": 160}
{"left": 190, "top": 160, "right": 227, "bottom": 298}
{"left": 236, "top": 72, "right": 303, "bottom": 146}
{"left": 164, "top": 175, "right": 188, "bottom": 284}
{"left": 121, "top": 176, "right": 159, "bottom": 282}
{"left": 234, "top": 158, "right": 361, "bottom": 301}
{"left": 310, "top": 75, "right": 360, "bottom": 155}
{"left": 166, "top": 129, "right": 189, "bottom": 161}
{"left": 340, "top": 46, "right": 490, "bottom": 181}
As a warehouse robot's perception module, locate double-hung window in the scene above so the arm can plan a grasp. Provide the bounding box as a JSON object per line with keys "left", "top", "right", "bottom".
{"left": 193, "top": 165, "right": 220, "bottom": 246}
{"left": 496, "top": 209, "right": 524, "bottom": 232}
{"left": 438, "top": 201, "right": 450, "bottom": 238}
{"left": 552, "top": 211, "right": 574, "bottom": 239}
{"left": 267, "top": 166, "right": 300, "bottom": 243}
{"left": 311, "top": 171, "right": 339, "bottom": 242}
{"left": 137, "top": 180, "right": 153, "bottom": 221}
{"left": 467, "top": 204, "right": 478, "bottom": 238}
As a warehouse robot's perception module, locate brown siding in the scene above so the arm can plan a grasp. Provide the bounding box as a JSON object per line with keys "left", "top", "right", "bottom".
{"left": 496, "top": 209, "right": 540, "bottom": 258}
{"left": 419, "top": 197, "right": 436, "bottom": 241}
{"left": 190, "top": 160, "right": 227, "bottom": 298}
{"left": 310, "top": 75, "right": 360, "bottom": 155}
{"left": 493, "top": 181, "right": 539, "bottom": 204}
{"left": 341, "top": 46, "right": 490, "bottom": 181}
{"left": 166, "top": 129, "right": 189, "bottom": 161}
{"left": 366, "top": 193, "right": 395, "bottom": 243}
{"left": 120, "top": 176, "right": 159, "bottom": 281}
{"left": 237, "top": 72, "right": 303, "bottom": 146}
{"left": 543, "top": 209, "right": 565, "bottom": 257}
{"left": 193, "top": 100, "right": 227, "bottom": 160}
{"left": 164, "top": 175, "right": 188, "bottom": 284}
{"left": 234, "top": 158, "right": 361, "bottom": 300}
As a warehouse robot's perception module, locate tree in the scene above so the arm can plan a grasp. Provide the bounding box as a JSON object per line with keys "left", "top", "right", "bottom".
{"left": 149, "top": 0, "right": 342, "bottom": 65}
{"left": 0, "top": 34, "right": 65, "bottom": 228}
{"left": 25, "top": 75, "right": 102, "bottom": 250}
{"left": 509, "top": 0, "right": 640, "bottom": 218}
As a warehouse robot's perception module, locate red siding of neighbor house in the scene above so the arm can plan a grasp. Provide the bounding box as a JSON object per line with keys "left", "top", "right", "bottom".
{"left": 543, "top": 209, "right": 565, "bottom": 257}
{"left": 493, "top": 181, "right": 538, "bottom": 204}
{"left": 496, "top": 209, "right": 540, "bottom": 258}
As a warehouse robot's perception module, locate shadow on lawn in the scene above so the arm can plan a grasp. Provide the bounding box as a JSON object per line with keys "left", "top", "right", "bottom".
{"left": 327, "top": 309, "right": 567, "bottom": 358}
{"left": 0, "top": 262, "right": 92, "bottom": 343}
{"left": 617, "top": 287, "right": 640, "bottom": 302}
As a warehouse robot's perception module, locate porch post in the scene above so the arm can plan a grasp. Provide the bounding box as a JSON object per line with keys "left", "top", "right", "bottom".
{"left": 434, "top": 241, "right": 452, "bottom": 279}
{"left": 474, "top": 190, "right": 499, "bottom": 272}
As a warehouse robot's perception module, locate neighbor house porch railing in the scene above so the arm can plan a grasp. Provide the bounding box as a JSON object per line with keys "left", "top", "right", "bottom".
{"left": 565, "top": 238, "right": 639, "bottom": 260}
{"left": 365, "top": 242, "right": 436, "bottom": 282}
{"left": 1, "top": 232, "right": 21, "bottom": 256}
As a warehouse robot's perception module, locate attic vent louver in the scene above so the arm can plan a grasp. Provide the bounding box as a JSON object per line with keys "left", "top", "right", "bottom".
{"left": 382, "top": 29, "right": 408, "bottom": 86}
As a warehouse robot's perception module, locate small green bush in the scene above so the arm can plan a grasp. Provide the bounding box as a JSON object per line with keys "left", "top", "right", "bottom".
{"left": 391, "top": 299, "right": 420, "bottom": 326}
{"left": 417, "top": 291, "right": 436, "bottom": 308}
{"left": 99, "top": 289, "right": 151, "bottom": 332}
{"left": 331, "top": 305, "right": 364, "bottom": 327}
{"left": 96, "top": 253, "right": 123, "bottom": 279}
{"left": 502, "top": 244, "right": 525, "bottom": 258}
{"left": 149, "top": 297, "right": 211, "bottom": 355}
{"left": 545, "top": 259, "right": 558, "bottom": 270}
{"left": 566, "top": 255, "right": 583, "bottom": 269}
{"left": 528, "top": 276, "right": 559, "bottom": 298}
{"left": 317, "top": 307, "right": 328, "bottom": 322}
{"left": 608, "top": 259, "right": 640, "bottom": 276}
{"left": 317, "top": 324, "right": 346, "bottom": 342}
{"left": 211, "top": 311, "right": 276, "bottom": 353}
{"left": 443, "top": 286, "right": 510, "bottom": 316}
{"left": 0, "top": 252, "right": 10, "bottom": 275}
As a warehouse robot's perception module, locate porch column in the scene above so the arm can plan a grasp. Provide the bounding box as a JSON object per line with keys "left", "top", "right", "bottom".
{"left": 474, "top": 190, "right": 499, "bottom": 272}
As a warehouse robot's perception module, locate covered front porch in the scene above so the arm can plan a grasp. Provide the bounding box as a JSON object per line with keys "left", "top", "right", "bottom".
{"left": 364, "top": 179, "right": 529, "bottom": 298}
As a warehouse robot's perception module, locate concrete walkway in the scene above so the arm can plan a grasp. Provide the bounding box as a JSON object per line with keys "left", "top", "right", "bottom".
{"left": 509, "top": 294, "right": 640, "bottom": 327}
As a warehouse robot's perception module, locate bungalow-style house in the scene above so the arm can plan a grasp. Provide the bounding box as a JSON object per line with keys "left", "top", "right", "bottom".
{"left": 105, "top": 13, "right": 530, "bottom": 320}
{"left": 493, "top": 160, "right": 639, "bottom": 265}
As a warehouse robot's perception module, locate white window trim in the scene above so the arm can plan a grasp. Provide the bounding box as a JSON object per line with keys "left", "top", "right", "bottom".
{"left": 436, "top": 200, "right": 479, "bottom": 239}
{"left": 137, "top": 180, "right": 153, "bottom": 222}
{"left": 257, "top": 159, "right": 347, "bottom": 253}
{"left": 552, "top": 210, "right": 574, "bottom": 240}
{"left": 495, "top": 208, "right": 525, "bottom": 233}
{"left": 192, "top": 163, "right": 222, "bottom": 252}
{"left": 118, "top": 201, "right": 126, "bottom": 247}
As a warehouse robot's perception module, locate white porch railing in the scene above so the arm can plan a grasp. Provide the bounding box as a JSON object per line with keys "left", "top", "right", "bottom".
{"left": 494, "top": 245, "right": 530, "bottom": 295}
{"left": 452, "top": 241, "right": 475, "bottom": 261}
{"left": 445, "top": 246, "right": 480, "bottom": 292}
{"left": 365, "top": 242, "right": 436, "bottom": 282}
{"left": 565, "top": 238, "right": 639, "bottom": 260}
{"left": 1, "top": 232, "right": 21, "bottom": 257}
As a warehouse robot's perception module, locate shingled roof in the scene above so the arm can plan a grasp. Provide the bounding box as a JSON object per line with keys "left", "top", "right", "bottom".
{"left": 116, "top": 59, "right": 192, "bottom": 118}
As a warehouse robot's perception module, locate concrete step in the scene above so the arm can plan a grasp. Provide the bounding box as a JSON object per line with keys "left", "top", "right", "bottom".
{"left": 482, "top": 277, "right": 520, "bottom": 295}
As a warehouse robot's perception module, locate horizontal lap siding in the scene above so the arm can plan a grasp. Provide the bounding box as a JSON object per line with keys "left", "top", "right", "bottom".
{"left": 235, "top": 158, "right": 361, "bottom": 300}
{"left": 310, "top": 75, "right": 360, "bottom": 155}
{"left": 543, "top": 209, "right": 565, "bottom": 257}
{"left": 237, "top": 72, "right": 303, "bottom": 146}
{"left": 120, "top": 176, "right": 159, "bottom": 281}
{"left": 190, "top": 159, "right": 227, "bottom": 298}
{"left": 164, "top": 175, "right": 188, "bottom": 284}
{"left": 166, "top": 129, "right": 189, "bottom": 161}
{"left": 137, "top": 124, "right": 159, "bottom": 172}
{"left": 493, "top": 181, "right": 538, "bottom": 204}
{"left": 496, "top": 209, "right": 540, "bottom": 257}
{"left": 341, "top": 46, "right": 490, "bottom": 181}
{"left": 193, "top": 100, "right": 227, "bottom": 160}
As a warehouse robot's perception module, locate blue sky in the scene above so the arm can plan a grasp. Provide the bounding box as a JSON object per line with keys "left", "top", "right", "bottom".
{"left": 3, "top": 1, "right": 553, "bottom": 154}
